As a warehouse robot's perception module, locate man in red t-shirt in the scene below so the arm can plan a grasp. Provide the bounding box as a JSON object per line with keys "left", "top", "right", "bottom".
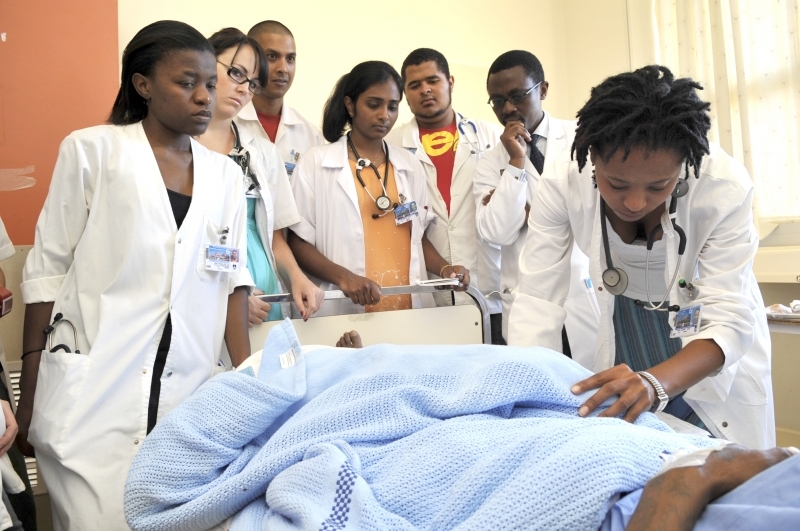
{"left": 233, "top": 20, "right": 323, "bottom": 176}
{"left": 418, "top": 122, "right": 458, "bottom": 214}
{"left": 385, "top": 48, "right": 504, "bottom": 343}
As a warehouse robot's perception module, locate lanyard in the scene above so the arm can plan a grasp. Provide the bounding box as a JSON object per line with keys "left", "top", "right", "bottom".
{"left": 229, "top": 122, "right": 261, "bottom": 195}
{"left": 346, "top": 133, "right": 393, "bottom": 211}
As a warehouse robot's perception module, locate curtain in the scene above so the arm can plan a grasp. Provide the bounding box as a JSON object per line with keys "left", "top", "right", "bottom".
{"left": 653, "top": 0, "right": 800, "bottom": 237}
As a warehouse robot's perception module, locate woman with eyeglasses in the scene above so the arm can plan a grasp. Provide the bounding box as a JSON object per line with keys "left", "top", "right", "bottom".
{"left": 287, "top": 61, "right": 470, "bottom": 317}
{"left": 508, "top": 66, "right": 773, "bottom": 449}
{"left": 196, "top": 28, "right": 323, "bottom": 325}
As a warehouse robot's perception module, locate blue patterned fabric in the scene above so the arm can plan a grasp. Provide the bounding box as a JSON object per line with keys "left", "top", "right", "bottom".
{"left": 613, "top": 295, "right": 705, "bottom": 429}
{"left": 125, "top": 320, "right": 716, "bottom": 531}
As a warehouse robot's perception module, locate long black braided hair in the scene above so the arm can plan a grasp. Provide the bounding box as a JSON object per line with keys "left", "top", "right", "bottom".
{"left": 571, "top": 65, "right": 711, "bottom": 179}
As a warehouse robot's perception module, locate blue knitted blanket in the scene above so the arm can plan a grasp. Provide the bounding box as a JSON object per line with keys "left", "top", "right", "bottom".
{"left": 125, "top": 320, "right": 714, "bottom": 531}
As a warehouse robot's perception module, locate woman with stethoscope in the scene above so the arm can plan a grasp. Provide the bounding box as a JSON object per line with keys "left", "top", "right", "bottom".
{"left": 195, "top": 28, "right": 323, "bottom": 324}
{"left": 287, "top": 61, "right": 470, "bottom": 317}
{"left": 509, "top": 66, "right": 774, "bottom": 449}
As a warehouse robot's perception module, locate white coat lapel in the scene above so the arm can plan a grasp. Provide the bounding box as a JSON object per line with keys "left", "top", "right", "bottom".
{"left": 132, "top": 123, "right": 178, "bottom": 233}
{"left": 544, "top": 118, "right": 566, "bottom": 167}
{"left": 326, "top": 137, "right": 360, "bottom": 215}
{"left": 589, "top": 184, "right": 615, "bottom": 372}
{"left": 402, "top": 119, "right": 432, "bottom": 166}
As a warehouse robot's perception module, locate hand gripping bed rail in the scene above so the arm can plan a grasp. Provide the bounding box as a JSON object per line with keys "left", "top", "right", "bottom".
{"left": 258, "top": 284, "right": 492, "bottom": 345}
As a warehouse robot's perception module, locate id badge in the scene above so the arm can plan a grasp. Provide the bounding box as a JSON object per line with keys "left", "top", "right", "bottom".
{"left": 394, "top": 200, "right": 419, "bottom": 225}
{"left": 669, "top": 303, "right": 703, "bottom": 338}
{"left": 205, "top": 245, "right": 240, "bottom": 272}
{"left": 284, "top": 161, "right": 296, "bottom": 177}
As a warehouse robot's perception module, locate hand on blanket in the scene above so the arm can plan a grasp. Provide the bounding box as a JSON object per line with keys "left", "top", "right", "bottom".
{"left": 571, "top": 363, "right": 655, "bottom": 422}
{"left": 336, "top": 330, "right": 363, "bottom": 348}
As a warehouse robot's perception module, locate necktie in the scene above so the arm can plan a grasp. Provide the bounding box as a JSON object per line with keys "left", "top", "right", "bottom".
{"left": 529, "top": 134, "right": 545, "bottom": 175}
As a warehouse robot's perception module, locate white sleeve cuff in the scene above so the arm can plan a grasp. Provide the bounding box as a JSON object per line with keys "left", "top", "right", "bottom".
{"left": 504, "top": 165, "right": 527, "bottom": 183}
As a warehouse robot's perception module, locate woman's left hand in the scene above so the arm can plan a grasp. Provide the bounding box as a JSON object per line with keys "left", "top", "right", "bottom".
{"left": 571, "top": 364, "right": 656, "bottom": 423}
{"left": 290, "top": 273, "right": 324, "bottom": 321}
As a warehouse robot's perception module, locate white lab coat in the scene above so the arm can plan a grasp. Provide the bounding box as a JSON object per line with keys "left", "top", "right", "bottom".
{"left": 0, "top": 217, "right": 12, "bottom": 264}
{"left": 289, "top": 135, "right": 435, "bottom": 316}
{"left": 509, "top": 143, "right": 774, "bottom": 449}
{"left": 473, "top": 113, "right": 598, "bottom": 356}
{"left": 386, "top": 112, "right": 503, "bottom": 312}
{"left": 20, "top": 123, "right": 252, "bottom": 530}
{"left": 0, "top": 215, "right": 16, "bottom": 406}
{"left": 237, "top": 101, "right": 324, "bottom": 176}
{"left": 0, "top": 217, "right": 24, "bottom": 531}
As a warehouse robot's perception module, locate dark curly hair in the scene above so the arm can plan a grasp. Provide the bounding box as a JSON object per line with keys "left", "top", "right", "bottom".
{"left": 571, "top": 65, "right": 711, "bottom": 178}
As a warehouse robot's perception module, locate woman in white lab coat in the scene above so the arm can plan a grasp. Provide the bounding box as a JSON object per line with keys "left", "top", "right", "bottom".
{"left": 16, "top": 21, "right": 252, "bottom": 530}
{"left": 287, "top": 61, "right": 469, "bottom": 316}
{"left": 509, "top": 66, "right": 774, "bottom": 449}
{"left": 196, "top": 28, "right": 323, "bottom": 324}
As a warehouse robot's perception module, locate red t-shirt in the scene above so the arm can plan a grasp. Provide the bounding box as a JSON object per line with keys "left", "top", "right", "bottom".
{"left": 256, "top": 111, "right": 281, "bottom": 143}
{"left": 419, "top": 122, "right": 459, "bottom": 214}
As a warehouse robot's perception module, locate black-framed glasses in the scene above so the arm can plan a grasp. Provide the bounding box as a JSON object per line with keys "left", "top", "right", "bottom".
{"left": 217, "top": 61, "right": 263, "bottom": 95}
{"left": 487, "top": 81, "right": 543, "bottom": 109}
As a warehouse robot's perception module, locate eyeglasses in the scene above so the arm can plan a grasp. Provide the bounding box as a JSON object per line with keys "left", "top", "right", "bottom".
{"left": 487, "top": 81, "right": 543, "bottom": 109}
{"left": 217, "top": 61, "right": 263, "bottom": 95}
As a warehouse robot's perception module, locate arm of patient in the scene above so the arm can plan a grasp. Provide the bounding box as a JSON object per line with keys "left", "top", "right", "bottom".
{"left": 626, "top": 445, "right": 797, "bottom": 531}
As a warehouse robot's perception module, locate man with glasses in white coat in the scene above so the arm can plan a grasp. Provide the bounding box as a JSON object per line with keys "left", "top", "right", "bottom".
{"left": 386, "top": 48, "right": 504, "bottom": 343}
{"left": 474, "top": 50, "right": 597, "bottom": 354}
{"left": 236, "top": 20, "right": 324, "bottom": 178}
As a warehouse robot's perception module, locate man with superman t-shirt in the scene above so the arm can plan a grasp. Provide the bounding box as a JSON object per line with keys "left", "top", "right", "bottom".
{"left": 386, "top": 48, "right": 504, "bottom": 344}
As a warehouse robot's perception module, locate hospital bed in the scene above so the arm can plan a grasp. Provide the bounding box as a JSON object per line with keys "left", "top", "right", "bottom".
{"left": 249, "top": 284, "right": 492, "bottom": 351}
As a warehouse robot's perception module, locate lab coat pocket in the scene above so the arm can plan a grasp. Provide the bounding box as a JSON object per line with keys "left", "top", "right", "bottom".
{"left": 29, "top": 350, "right": 90, "bottom": 459}
{"left": 196, "top": 216, "right": 232, "bottom": 284}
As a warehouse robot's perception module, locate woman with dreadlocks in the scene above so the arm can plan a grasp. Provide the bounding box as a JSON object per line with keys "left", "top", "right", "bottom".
{"left": 508, "top": 65, "right": 773, "bottom": 449}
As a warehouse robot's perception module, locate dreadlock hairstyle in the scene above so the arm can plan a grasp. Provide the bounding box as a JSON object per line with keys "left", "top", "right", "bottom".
{"left": 571, "top": 65, "right": 711, "bottom": 179}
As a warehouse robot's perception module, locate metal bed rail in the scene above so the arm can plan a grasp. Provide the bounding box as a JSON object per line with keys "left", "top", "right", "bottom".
{"left": 258, "top": 284, "right": 492, "bottom": 345}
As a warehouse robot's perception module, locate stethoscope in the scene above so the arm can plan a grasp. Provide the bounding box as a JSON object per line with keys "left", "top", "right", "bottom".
{"left": 229, "top": 122, "right": 262, "bottom": 197}
{"left": 346, "top": 133, "right": 398, "bottom": 219}
{"left": 43, "top": 313, "right": 81, "bottom": 353}
{"left": 600, "top": 173, "right": 690, "bottom": 312}
{"left": 457, "top": 118, "right": 490, "bottom": 154}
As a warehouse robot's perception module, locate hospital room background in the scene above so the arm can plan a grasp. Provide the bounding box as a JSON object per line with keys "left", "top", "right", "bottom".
{"left": 0, "top": 0, "right": 799, "bottom": 528}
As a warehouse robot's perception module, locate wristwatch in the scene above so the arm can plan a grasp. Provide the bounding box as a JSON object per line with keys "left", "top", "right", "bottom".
{"left": 637, "top": 370, "right": 669, "bottom": 413}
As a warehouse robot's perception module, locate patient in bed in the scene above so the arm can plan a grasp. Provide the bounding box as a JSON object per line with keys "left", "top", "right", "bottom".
{"left": 124, "top": 320, "right": 798, "bottom": 531}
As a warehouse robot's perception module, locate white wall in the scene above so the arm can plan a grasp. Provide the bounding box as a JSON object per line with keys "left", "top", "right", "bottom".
{"left": 118, "top": 0, "right": 634, "bottom": 129}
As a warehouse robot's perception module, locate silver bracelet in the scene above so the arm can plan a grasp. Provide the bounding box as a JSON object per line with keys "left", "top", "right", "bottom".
{"left": 637, "top": 370, "right": 669, "bottom": 413}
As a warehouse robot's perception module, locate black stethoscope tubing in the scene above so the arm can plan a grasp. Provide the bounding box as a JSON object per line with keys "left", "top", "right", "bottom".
{"left": 346, "top": 133, "right": 394, "bottom": 213}
{"left": 599, "top": 176, "right": 689, "bottom": 312}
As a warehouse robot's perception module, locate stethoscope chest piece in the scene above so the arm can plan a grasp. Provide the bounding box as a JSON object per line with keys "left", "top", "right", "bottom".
{"left": 376, "top": 195, "right": 392, "bottom": 211}
{"left": 602, "top": 267, "right": 629, "bottom": 296}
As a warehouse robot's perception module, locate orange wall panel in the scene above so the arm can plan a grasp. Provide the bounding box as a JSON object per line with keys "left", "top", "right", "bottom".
{"left": 0, "top": 0, "right": 119, "bottom": 244}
